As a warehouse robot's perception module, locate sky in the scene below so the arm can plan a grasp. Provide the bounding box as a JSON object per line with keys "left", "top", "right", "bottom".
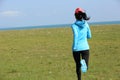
{"left": 0, "top": 0, "right": 120, "bottom": 28}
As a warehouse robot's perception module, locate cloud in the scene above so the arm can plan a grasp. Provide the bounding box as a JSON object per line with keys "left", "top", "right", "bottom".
{"left": 0, "top": 10, "right": 22, "bottom": 17}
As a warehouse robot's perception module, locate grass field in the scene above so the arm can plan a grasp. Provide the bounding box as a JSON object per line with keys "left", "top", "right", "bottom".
{"left": 0, "top": 25, "right": 120, "bottom": 80}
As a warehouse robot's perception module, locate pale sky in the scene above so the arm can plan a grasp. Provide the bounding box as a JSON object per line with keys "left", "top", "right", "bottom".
{"left": 0, "top": 0, "right": 120, "bottom": 28}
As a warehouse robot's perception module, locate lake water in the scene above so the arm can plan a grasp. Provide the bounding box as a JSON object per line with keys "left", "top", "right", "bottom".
{"left": 0, "top": 21, "right": 120, "bottom": 30}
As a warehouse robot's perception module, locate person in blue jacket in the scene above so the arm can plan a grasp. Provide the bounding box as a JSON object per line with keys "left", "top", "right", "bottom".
{"left": 71, "top": 7, "right": 92, "bottom": 80}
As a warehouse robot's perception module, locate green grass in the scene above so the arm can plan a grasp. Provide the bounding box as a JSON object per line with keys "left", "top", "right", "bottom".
{"left": 0, "top": 25, "right": 120, "bottom": 80}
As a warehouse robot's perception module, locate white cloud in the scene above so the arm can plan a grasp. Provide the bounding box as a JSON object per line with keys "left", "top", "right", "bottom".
{"left": 0, "top": 10, "right": 22, "bottom": 17}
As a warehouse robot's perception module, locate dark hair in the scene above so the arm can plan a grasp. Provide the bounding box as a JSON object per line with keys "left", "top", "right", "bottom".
{"left": 75, "top": 12, "right": 90, "bottom": 21}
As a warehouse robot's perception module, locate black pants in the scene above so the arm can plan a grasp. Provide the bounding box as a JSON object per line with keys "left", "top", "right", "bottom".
{"left": 73, "top": 50, "right": 89, "bottom": 80}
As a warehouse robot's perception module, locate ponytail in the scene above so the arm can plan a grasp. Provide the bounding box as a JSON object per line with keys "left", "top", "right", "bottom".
{"left": 82, "top": 13, "right": 90, "bottom": 20}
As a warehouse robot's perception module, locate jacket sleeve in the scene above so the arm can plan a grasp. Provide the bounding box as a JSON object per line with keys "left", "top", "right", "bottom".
{"left": 71, "top": 24, "right": 78, "bottom": 50}
{"left": 87, "top": 24, "right": 92, "bottom": 39}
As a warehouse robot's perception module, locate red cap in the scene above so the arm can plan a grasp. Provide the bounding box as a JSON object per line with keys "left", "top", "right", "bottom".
{"left": 75, "top": 8, "right": 85, "bottom": 14}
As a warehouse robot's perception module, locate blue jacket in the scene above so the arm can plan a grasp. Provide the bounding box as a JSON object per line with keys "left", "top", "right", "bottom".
{"left": 71, "top": 20, "right": 92, "bottom": 51}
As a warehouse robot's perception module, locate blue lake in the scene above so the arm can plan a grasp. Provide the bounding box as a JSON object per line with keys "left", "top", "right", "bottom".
{"left": 0, "top": 21, "right": 120, "bottom": 30}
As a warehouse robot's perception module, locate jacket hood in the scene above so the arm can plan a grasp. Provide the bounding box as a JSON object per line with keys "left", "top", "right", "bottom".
{"left": 75, "top": 20, "right": 85, "bottom": 28}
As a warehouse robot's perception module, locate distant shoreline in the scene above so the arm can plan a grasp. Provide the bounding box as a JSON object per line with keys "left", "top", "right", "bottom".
{"left": 0, "top": 21, "right": 120, "bottom": 30}
{"left": 89, "top": 21, "right": 120, "bottom": 25}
